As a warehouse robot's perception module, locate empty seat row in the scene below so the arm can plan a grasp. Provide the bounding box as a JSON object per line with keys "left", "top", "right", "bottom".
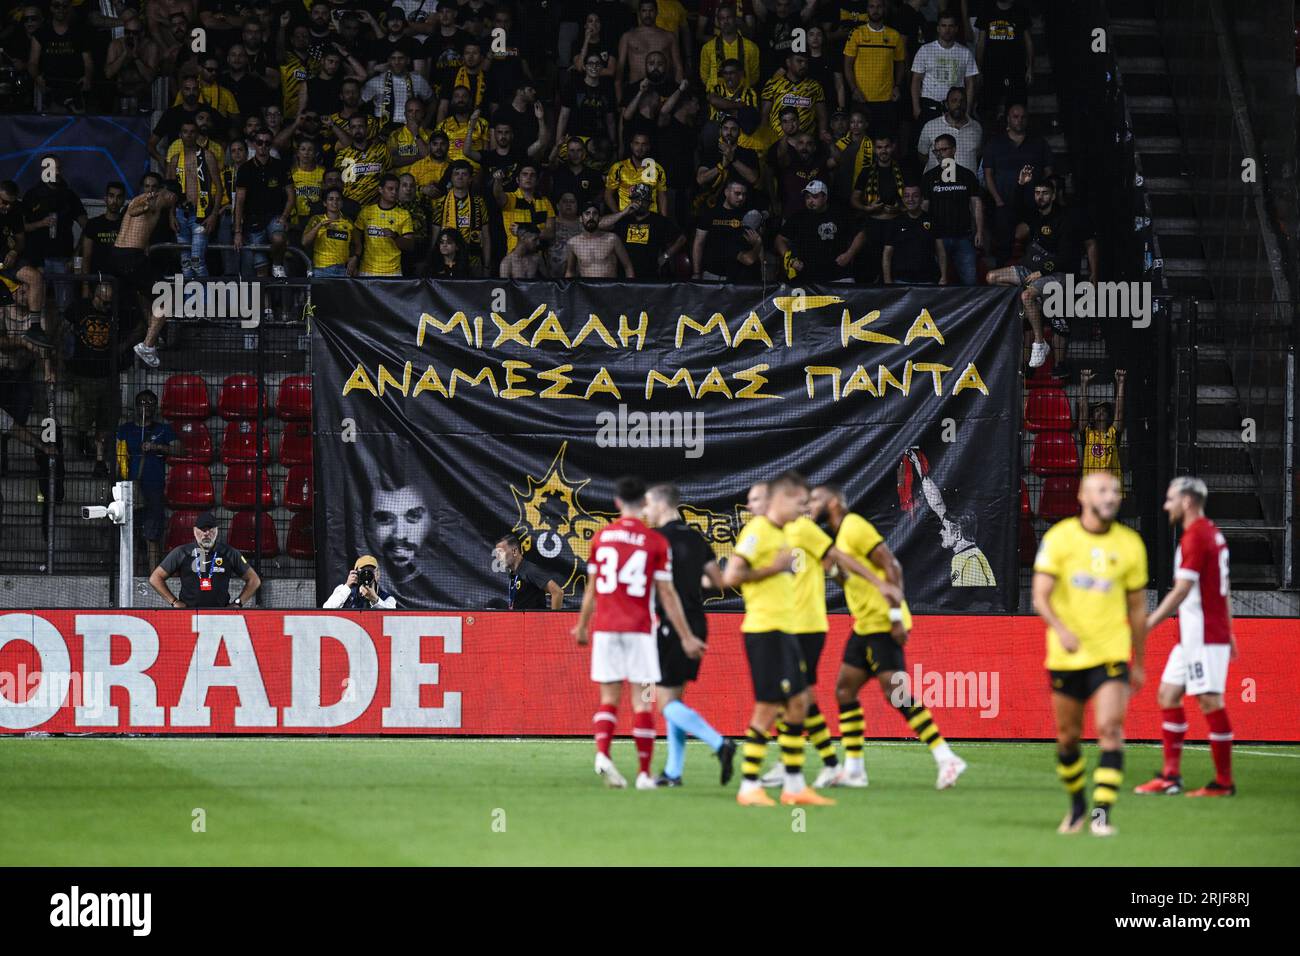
{"left": 165, "top": 510, "right": 313, "bottom": 560}
{"left": 173, "top": 420, "right": 312, "bottom": 466}
{"left": 164, "top": 463, "right": 313, "bottom": 511}
{"left": 161, "top": 374, "right": 312, "bottom": 422}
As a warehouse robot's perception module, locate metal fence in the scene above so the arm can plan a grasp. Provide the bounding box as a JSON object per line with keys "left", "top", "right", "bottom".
{"left": 0, "top": 261, "right": 314, "bottom": 607}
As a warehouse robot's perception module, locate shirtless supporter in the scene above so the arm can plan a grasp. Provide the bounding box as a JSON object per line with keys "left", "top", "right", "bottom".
{"left": 565, "top": 200, "right": 636, "bottom": 278}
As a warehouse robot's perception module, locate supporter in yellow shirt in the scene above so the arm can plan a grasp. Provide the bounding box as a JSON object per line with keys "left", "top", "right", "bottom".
{"left": 353, "top": 174, "right": 415, "bottom": 276}
{"left": 303, "top": 187, "right": 357, "bottom": 276}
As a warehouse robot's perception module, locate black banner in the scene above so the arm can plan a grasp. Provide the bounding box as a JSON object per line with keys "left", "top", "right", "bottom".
{"left": 313, "top": 281, "right": 1022, "bottom": 612}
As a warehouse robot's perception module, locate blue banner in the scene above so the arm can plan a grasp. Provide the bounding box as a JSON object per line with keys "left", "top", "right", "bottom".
{"left": 0, "top": 115, "right": 151, "bottom": 197}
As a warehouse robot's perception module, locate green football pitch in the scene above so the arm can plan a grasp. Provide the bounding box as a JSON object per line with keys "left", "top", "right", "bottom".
{"left": 2, "top": 738, "right": 1297, "bottom": 866}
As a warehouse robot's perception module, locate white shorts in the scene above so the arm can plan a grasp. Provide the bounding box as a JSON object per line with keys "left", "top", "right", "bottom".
{"left": 591, "top": 631, "right": 661, "bottom": 685}
{"left": 1161, "top": 642, "right": 1231, "bottom": 696}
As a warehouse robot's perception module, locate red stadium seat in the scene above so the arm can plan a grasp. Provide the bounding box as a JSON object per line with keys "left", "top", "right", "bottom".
{"left": 1024, "top": 387, "right": 1073, "bottom": 432}
{"left": 217, "top": 374, "right": 261, "bottom": 420}
{"left": 283, "top": 464, "right": 313, "bottom": 512}
{"left": 278, "top": 421, "right": 312, "bottom": 466}
{"left": 1029, "top": 432, "right": 1080, "bottom": 475}
{"left": 1019, "top": 517, "right": 1038, "bottom": 567}
{"left": 228, "top": 510, "right": 280, "bottom": 559}
{"left": 1025, "top": 352, "right": 1058, "bottom": 390}
{"left": 172, "top": 421, "right": 213, "bottom": 464}
{"left": 165, "top": 510, "right": 204, "bottom": 551}
{"left": 220, "top": 420, "right": 272, "bottom": 465}
{"left": 165, "top": 463, "right": 215, "bottom": 509}
{"left": 161, "top": 374, "right": 211, "bottom": 420}
{"left": 286, "top": 512, "right": 314, "bottom": 559}
{"left": 222, "top": 464, "right": 273, "bottom": 509}
{"left": 1038, "top": 475, "right": 1081, "bottom": 520}
{"left": 276, "top": 375, "right": 312, "bottom": 421}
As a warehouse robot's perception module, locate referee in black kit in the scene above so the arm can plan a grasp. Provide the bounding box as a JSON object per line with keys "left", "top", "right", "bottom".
{"left": 148, "top": 512, "right": 262, "bottom": 608}
{"left": 644, "top": 483, "right": 736, "bottom": 787}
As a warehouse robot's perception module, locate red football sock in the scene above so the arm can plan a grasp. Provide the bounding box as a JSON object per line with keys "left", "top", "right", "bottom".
{"left": 1160, "top": 706, "right": 1188, "bottom": 777}
{"left": 1205, "top": 707, "right": 1234, "bottom": 786}
{"left": 593, "top": 704, "right": 617, "bottom": 758}
{"left": 633, "top": 710, "right": 656, "bottom": 775}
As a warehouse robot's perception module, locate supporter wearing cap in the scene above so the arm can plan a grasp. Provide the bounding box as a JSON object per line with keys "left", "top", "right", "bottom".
{"left": 323, "top": 555, "right": 398, "bottom": 610}
{"left": 775, "top": 179, "right": 867, "bottom": 283}
{"left": 150, "top": 512, "right": 262, "bottom": 610}
{"left": 598, "top": 182, "right": 684, "bottom": 280}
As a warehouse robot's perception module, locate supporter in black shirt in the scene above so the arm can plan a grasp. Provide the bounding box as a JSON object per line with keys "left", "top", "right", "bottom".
{"left": 492, "top": 83, "right": 543, "bottom": 156}
{"left": 148, "top": 75, "right": 203, "bottom": 168}
{"left": 775, "top": 179, "right": 866, "bottom": 282}
{"left": 234, "top": 135, "right": 294, "bottom": 276}
{"left": 558, "top": 53, "right": 618, "bottom": 144}
{"left": 21, "top": 160, "right": 87, "bottom": 269}
{"left": 80, "top": 182, "right": 126, "bottom": 274}
{"left": 30, "top": 1, "right": 92, "bottom": 109}
{"left": 65, "top": 281, "right": 118, "bottom": 474}
{"left": 976, "top": 0, "right": 1034, "bottom": 120}
{"left": 151, "top": 512, "right": 261, "bottom": 609}
{"left": 883, "top": 183, "right": 947, "bottom": 284}
{"left": 366, "top": 8, "right": 424, "bottom": 74}
{"left": 692, "top": 179, "right": 762, "bottom": 283}
{"left": 755, "top": 0, "right": 805, "bottom": 77}
{"left": 599, "top": 183, "right": 685, "bottom": 280}
{"left": 427, "top": 6, "right": 472, "bottom": 89}
{"left": 549, "top": 137, "right": 604, "bottom": 208}
{"left": 223, "top": 42, "right": 275, "bottom": 120}
{"left": 495, "top": 533, "right": 563, "bottom": 610}
{"left": 922, "top": 134, "right": 985, "bottom": 285}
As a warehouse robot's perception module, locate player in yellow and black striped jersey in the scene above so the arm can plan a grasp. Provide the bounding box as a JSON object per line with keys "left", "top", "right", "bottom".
{"left": 722, "top": 472, "right": 836, "bottom": 808}
{"left": 1033, "top": 472, "right": 1149, "bottom": 837}
{"left": 810, "top": 484, "right": 968, "bottom": 790}
{"left": 749, "top": 481, "right": 909, "bottom": 791}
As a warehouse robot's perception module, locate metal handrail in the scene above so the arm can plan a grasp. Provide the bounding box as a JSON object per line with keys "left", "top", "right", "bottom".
{"left": 144, "top": 242, "right": 315, "bottom": 275}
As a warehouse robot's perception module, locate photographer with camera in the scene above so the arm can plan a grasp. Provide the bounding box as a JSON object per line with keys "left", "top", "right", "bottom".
{"left": 323, "top": 555, "right": 398, "bottom": 610}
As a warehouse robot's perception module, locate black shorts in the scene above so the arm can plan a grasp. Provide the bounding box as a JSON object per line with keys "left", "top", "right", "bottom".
{"left": 1049, "top": 662, "right": 1130, "bottom": 702}
{"left": 794, "top": 632, "right": 826, "bottom": 685}
{"left": 743, "top": 631, "right": 807, "bottom": 703}
{"left": 843, "top": 631, "right": 906, "bottom": 676}
{"left": 657, "top": 620, "right": 706, "bottom": 688}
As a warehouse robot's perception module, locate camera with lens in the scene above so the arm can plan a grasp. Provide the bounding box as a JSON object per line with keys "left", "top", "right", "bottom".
{"left": 355, "top": 566, "right": 376, "bottom": 588}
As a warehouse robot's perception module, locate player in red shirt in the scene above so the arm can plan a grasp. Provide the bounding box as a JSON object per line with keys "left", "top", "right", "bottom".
{"left": 1136, "top": 477, "right": 1238, "bottom": 797}
{"left": 573, "top": 476, "right": 706, "bottom": 790}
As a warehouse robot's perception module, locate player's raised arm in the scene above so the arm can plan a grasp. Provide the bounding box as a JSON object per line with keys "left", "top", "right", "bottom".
{"left": 654, "top": 578, "right": 705, "bottom": 659}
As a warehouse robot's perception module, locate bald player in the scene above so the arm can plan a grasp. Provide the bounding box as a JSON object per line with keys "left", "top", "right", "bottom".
{"left": 811, "top": 484, "right": 967, "bottom": 790}
{"left": 1033, "top": 472, "right": 1149, "bottom": 836}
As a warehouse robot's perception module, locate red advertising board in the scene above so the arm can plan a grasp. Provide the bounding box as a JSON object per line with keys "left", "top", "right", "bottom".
{"left": 0, "top": 611, "right": 1295, "bottom": 739}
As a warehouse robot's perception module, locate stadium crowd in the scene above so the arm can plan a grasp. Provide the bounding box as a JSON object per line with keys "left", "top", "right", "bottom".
{"left": 0, "top": 1, "right": 1088, "bottom": 361}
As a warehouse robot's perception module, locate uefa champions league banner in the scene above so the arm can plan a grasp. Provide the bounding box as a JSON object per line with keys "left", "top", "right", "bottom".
{"left": 0, "top": 115, "right": 152, "bottom": 197}
{"left": 312, "top": 281, "right": 1022, "bottom": 613}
